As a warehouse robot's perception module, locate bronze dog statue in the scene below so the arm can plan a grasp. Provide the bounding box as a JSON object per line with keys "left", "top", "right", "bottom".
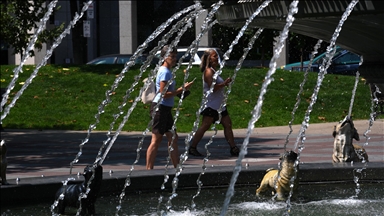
{"left": 332, "top": 116, "right": 369, "bottom": 163}
{"left": 0, "top": 140, "right": 8, "bottom": 185}
{"left": 55, "top": 164, "right": 103, "bottom": 215}
{"left": 256, "top": 151, "right": 299, "bottom": 201}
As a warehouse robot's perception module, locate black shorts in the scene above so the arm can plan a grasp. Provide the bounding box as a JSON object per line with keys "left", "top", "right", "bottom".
{"left": 150, "top": 103, "right": 174, "bottom": 135}
{"left": 200, "top": 107, "right": 229, "bottom": 123}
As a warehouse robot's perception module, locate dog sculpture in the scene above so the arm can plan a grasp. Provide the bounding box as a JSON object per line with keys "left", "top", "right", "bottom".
{"left": 332, "top": 116, "right": 369, "bottom": 163}
{"left": 256, "top": 151, "right": 299, "bottom": 201}
{"left": 55, "top": 164, "right": 103, "bottom": 215}
{"left": 0, "top": 140, "right": 9, "bottom": 185}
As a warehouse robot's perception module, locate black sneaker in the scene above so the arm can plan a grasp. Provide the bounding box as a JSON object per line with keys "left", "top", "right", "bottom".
{"left": 189, "top": 147, "right": 203, "bottom": 156}
{"left": 230, "top": 146, "right": 240, "bottom": 157}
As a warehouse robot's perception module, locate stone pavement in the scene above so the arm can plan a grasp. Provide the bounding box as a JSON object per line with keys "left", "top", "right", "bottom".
{"left": 1, "top": 119, "right": 382, "bottom": 180}
{"left": 0, "top": 119, "right": 383, "bottom": 206}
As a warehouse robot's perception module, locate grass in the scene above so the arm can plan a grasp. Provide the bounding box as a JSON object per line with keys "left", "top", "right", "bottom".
{"left": 0, "top": 64, "right": 376, "bottom": 132}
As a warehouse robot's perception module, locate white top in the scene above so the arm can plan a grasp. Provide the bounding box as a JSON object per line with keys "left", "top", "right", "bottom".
{"left": 203, "top": 67, "right": 226, "bottom": 111}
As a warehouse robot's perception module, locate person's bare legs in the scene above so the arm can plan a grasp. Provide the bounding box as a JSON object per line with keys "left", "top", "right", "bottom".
{"left": 191, "top": 116, "right": 213, "bottom": 148}
{"left": 221, "top": 115, "right": 236, "bottom": 148}
{"left": 165, "top": 131, "right": 179, "bottom": 168}
{"left": 146, "top": 133, "right": 163, "bottom": 170}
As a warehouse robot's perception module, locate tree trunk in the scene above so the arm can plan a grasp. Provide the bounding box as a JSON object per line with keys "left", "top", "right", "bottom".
{"left": 261, "top": 47, "right": 265, "bottom": 67}
{"left": 300, "top": 47, "right": 303, "bottom": 71}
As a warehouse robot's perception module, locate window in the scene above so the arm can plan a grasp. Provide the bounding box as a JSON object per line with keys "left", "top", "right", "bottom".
{"left": 177, "top": 52, "right": 192, "bottom": 63}
{"left": 117, "top": 57, "right": 130, "bottom": 64}
{"left": 333, "top": 52, "right": 360, "bottom": 65}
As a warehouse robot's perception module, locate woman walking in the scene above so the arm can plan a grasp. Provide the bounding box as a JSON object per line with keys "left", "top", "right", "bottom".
{"left": 189, "top": 49, "right": 240, "bottom": 157}
{"left": 146, "top": 45, "right": 194, "bottom": 169}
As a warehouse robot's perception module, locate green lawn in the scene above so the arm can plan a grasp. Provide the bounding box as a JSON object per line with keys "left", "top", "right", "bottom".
{"left": 0, "top": 64, "right": 375, "bottom": 132}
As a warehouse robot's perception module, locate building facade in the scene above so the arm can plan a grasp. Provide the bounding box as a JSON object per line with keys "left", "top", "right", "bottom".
{"left": 4, "top": 0, "right": 211, "bottom": 65}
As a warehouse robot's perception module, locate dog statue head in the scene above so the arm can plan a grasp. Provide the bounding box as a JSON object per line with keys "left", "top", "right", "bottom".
{"left": 279, "top": 150, "right": 299, "bottom": 173}
{"left": 280, "top": 150, "right": 298, "bottom": 163}
{"left": 332, "top": 116, "right": 359, "bottom": 141}
{"left": 332, "top": 116, "right": 360, "bottom": 162}
{"left": 83, "top": 164, "right": 103, "bottom": 185}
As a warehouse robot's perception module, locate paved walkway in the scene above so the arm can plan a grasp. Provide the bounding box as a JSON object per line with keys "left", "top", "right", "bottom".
{"left": 1, "top": 119, "right": 383, "bottom": 181}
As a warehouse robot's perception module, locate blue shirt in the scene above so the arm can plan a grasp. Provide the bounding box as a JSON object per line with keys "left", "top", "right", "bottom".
{"left": 153, "top": 66, "right": 175, "bottom": 107}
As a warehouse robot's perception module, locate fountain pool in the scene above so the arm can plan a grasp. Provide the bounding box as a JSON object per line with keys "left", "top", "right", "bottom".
{"left": 1, "top": 182, "right": 383, "bottom": 215}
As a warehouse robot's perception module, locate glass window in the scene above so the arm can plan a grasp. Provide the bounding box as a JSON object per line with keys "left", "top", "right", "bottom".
{"left": 117, "top": 57, "right": 131, "bottom": 64}
{"left": 333, "top": 52, "right": 360, "bottom": 64}
{"left": 177, "top": 52, "right": 192, "bottom": 63}
{"left": 90, "top": 57, "right": 115, "bottom": 64}
{"left": 197, "top": 51, "right": 205, "bottom": 60}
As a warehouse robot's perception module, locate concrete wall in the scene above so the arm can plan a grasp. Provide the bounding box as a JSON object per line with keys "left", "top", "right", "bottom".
{"left": 195, "top": 10, "right": 212, "bottom": 47}
{"left": 119, "top": 1, "right": 137, "bottom": 54}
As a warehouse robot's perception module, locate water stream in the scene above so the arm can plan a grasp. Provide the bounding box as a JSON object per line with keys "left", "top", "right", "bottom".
{"left": 162, "top": 2, "right": 224, "bottom": 213}
{"left": 348, "top": 71, "right": 361, "bottom": 119}
{"left": 189, "top": 0, "right": 272, "bottom": 210}
{"left": 107, "top": 4, "right": 206, "bottom": 214}
{"left": 287, "top": 0, "right": 360, "bottom": 214}
{"left": 221, "top": 1, "right": 299, "bottom": 215}
{"left": 48, "top": 2, "right": 204, "bottom": 215}
{"left": 352, "top": 83, "right": 381, "bottom": 198}
{"left": 283, "top": 39, "right": 323, "bottom": 152}
{"left": 111, "top": 6, "right": 207, "bottom": 194}
{"left": 69, "top": 3, "right": 201, "bottom": 172}
{"left": 117, "top": 8, "right": 201, "bottom": 215}
{"left": 192, "top": 27, "right": 265, "bottom": 209}
{"left": 98, "top": 5, "right": 205, "bottom": 168}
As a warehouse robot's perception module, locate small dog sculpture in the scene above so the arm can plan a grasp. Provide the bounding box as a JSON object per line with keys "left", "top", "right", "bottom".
{"left": 0, "top": 140, "right": 9, "bottom": 185}
{"left": 256, "top": 151, "right": 299, "bottom": 201}
{"left": 332, "top": 116, "right": 369, "bottom": 163}
{"left": 55, "top": 164, "right": 103, "bottom": 215}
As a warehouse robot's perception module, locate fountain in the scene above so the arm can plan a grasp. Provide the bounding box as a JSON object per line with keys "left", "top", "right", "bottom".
{"left": 1, "top": 0, "right": 383, "bottom": 215}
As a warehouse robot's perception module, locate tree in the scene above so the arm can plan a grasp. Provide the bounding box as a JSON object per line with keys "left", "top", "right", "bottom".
{"left": 0, "top": 0, "right": 64, "bottom": 58}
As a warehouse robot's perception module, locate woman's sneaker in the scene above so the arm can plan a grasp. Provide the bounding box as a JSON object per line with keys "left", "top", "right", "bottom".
{"left": 189, "top": 147, "right": 203, "bottom": 156}
{"left": 230, "top": 146, "right": 240, "bottom": 157}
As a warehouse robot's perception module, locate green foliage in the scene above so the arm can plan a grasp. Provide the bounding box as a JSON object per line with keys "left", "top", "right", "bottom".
{"left": 0, "top": 0, "right": 64, "bottom": 56}
{"left": 0, "top": 65, "right": 375, "bottom": 132}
